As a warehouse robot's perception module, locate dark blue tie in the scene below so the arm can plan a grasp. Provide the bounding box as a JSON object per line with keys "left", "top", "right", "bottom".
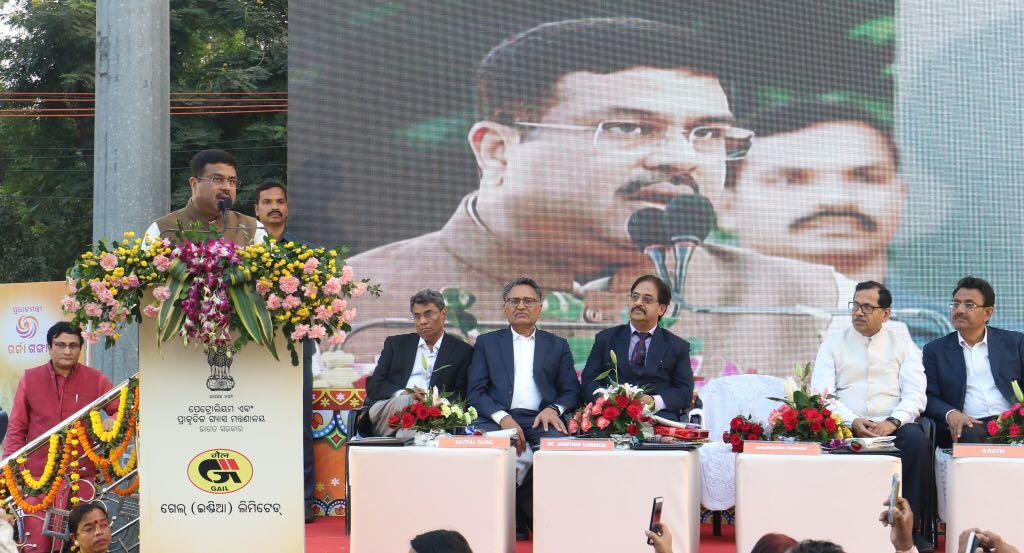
{"left": 631, "top": 331, "right": 650, "bottom": 368}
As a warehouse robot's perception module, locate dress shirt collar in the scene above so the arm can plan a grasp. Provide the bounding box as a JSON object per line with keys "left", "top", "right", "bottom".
{"left": 511, "top": 327, "right": 536, "bottom": 341}
{"left": 417, "top": 333, "right": 444, "bottom": 352}
{"left": 629, "top": 322, "right": 656, "bottom": 336}
{"left": 957, "top": 328, "right": 988, "bottom": 349}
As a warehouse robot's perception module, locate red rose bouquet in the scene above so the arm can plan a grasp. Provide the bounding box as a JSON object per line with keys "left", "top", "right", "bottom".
{"left": 387, "top": 387, "right": 478, "bottom": 433}
{"left": 986, "top": 382, "right": 1024, "bottom": 444}
{"left": 723, "top": 415, "right": 766, "bottom": 453}
{"left": 767, "top": 364, "right": 851, "bottom": 444}
{"left": 568, "top": 350, "right": 655, "bottom": 439}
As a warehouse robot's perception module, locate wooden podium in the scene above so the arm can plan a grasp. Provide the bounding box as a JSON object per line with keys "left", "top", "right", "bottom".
{"left": 138, "top": 325, "right": 303, "bottom": 551}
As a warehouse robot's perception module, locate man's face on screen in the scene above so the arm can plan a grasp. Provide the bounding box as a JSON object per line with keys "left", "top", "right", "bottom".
{"left": 730, "top": 122, "right": 903, "bottom": 267}
{"left": 495, "top": 68, "right": 732, "bottom": 263}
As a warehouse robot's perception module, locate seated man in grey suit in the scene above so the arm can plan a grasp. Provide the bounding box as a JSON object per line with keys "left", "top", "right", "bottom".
{"left": 924, "top": 276, "right": 1024, "bottom": 447}
{"left": 364, "top": 289, "right": 474, "bottom": 437}
{"left": 580, "top": 275, "right": 693, "bottom": 420}
{"left": 467, "top": 277, "right": 580, "bottom": 540}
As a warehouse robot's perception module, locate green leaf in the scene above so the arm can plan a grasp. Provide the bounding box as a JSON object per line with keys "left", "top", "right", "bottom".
{"left": 848, "top": 16, "right": 894, "bottom": 46}
{"left": 594, "top": 369, "right": 613, "bottom": 382}
{"left": 156, "top": 275, "right": 190, "bottom": 343}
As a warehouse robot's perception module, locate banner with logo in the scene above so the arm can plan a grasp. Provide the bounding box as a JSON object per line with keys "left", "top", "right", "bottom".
{"left": 138, "top": 325, "right": 303, "bottom": 551}
{"left": 0, "top": 281, "right": 72, "bottom": 412}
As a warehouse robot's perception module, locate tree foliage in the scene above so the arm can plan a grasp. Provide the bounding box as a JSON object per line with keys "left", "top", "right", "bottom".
{"left": 0, "top": 0, "right": 287, "bottom": 283}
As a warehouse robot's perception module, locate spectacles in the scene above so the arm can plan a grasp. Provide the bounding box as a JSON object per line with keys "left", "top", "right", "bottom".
{"left": 505, "top": 297, "right": 540, "bottom": 308}
{"left": 848, "top": 301, "right": 883, "bottom": 314}
{"left": 411, "top": 310, "right": 440, "bottom": 321}
{"left": 628, "top": 293, "right": 659, "bottom": 305}
{"left": 515, "top": 120, "right": 755, "bottom": 160}
{"left": 949, "top": 301, "right": 985, "bottom": 311}
{"left": 197, "top": 175, "right": 240, "bottom": 189}
{"left": 51, "top": 342, "right": 82, "bottom": 351}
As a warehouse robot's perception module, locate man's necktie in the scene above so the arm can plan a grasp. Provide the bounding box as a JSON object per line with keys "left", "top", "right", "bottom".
{"left": 631, "top": 331, "right": 650, "bottom": 368}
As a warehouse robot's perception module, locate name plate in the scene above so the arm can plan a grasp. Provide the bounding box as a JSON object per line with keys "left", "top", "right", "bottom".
{"left": 953, "top": 443, "right": 1024, "bottom": 459}
{"left": 744, "top": 441, "right": 821, "bottom": 455}
{"left": 540, "top": 438, "right": 614, "bottom": 451}
{"left": 437, "top": 436, "right": 510, "bottom": 449}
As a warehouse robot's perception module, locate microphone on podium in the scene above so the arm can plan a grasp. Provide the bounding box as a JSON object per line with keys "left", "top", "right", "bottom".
{"left": 664, "top": 195, "right": 716, "bottom": 305}
{"left": 627, "top": 208, "right": 672, "bottom": 286}
{"left": 217, "top": 196, "right": 233, "bottom": 226}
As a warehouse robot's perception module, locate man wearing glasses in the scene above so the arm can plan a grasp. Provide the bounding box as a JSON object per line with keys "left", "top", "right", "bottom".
{"left": 923, "top": 276, "right": 1024, "bottom": 447}
{"left": 363, "top": 290, "right": 474, "bottom": 437}
{"left": 580, "top": 275, "right": 693, "bottom": 420}
{"left": 810, "top": 281, "right": 931, "bottom": 551}
{"left": 2, "top": 322, "right": 117, "bottom": 552}
{"left": 145, "top": 149, "right": 266, "bottom": 246}
{"left": 347, "top": 18, "right": 854, "bottom": 377}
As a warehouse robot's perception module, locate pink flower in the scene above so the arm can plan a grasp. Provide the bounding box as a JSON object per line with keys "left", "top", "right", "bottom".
{"left": 153, "top": 286, "right": 171, "bottom": 302}
{"left": 581, "top": 415, "right": 592, "bottom": 433}
{"left": 568, "top": 418, "right": 579, "bottom": 434}
{"left": 303, "top": 257, "right": 319, "bottom": 274}
{"left": 266, "top": 294, "right": 282, "bottom": 310}
{"left": 591, "top": 402, "right": 603, "bottom": 416}
{"left": 307, "top": 325, "right": 327, "bottom": 340}
{"left": 303, "top": 284, "right": 319, "bottom": 298}
{"left": 341, "top": 308, "right": 356, "bottom": 323}
{"left": 352, "top": 282, "right": 368, "bottom": 298}
{"left": 283, "top": 295, "right": 302, "bottom": 310}
{"left": 98, "top": 322, "right": 116, "bottom": 337}
{"left": 82, "top": 330, "right": 101, "bottom": 344}
{"left": 256, "top": 280, "right": 271, "bottom": 295}
{"left": 322, "top": 277, "right": 342, "bottom": 295}
{"left": 65, "top": 277, "right": 77, "bottom": 292}
{"left": 315, "top": 306, "right": 332, "bottom": 321}
{"left": 595, "top": 417, "right": 611, "bottom": 430}
{"left": 1019, "top": 406, "right": 1024, "bottom": 417}
{"left": 143, "top": 304, "right": 160, "bottom": 318}
{"left": 99, "top": 252, "right": 118, "bottom": 271}
{"left": 330, "top": 298, "right": 347, "bottom": 312}
{"left": 109, "top": 308, "right": 127, "bottom": 323}
{"left": 153, "top": 254, "right": 171, "bottom": 272}
{"left": 125, "top": 275, "right": 140, "bottom": 288}
{"left": 340, "top": 265, "right": 354, "bottom": 284}
{"left": 89, "top": 280, "right": 108, "bottom": 295}
{"left": 327, "top": 331, "right": 347, "bottom": 346}
{"left": 61, "top": 296, "right": 82, "bottom": 313}
{"left": 290, "top": 324, "right": 310, "bottom": 341}
{"left": 279, "top": 276, "right": 300, "bottom": 294}
{"left": 84, "top": 302, "right": 103, "bottom": 317}
{"left": 1010, "top": 424, "right": 1022, "bottom": 438}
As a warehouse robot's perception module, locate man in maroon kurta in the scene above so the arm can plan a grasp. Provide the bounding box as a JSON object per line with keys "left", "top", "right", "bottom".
{"left": 2, "top": 322, "right": 115, "bottom": 551}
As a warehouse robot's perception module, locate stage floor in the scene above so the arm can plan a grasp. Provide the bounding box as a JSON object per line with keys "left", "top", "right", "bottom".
{"left": 304, "top": 518, "right": 738, "bottom": 553}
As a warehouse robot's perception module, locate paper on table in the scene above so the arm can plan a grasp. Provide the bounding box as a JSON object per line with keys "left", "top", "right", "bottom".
{"left": 848, "top": 436, "right": 898, "bottom": 452}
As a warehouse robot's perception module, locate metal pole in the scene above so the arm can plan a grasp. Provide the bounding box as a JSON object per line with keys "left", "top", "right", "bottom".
{"left": 92, "top": 0, "right": 169, "bottom": 382}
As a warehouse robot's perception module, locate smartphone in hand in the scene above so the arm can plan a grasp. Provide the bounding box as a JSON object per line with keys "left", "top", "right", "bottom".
{"left": 887, "top": 474, "right": 900, "bottom": 525}
{"left": 647, "top": 496, "right": 664, "bottom": 546}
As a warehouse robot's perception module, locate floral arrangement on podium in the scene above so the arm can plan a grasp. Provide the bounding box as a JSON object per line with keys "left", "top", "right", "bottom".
{"left": 387, "top": 387, "right": 478, "bottom": 446}
{"left": 568, "top": 351, "right": 656, "bottom": 445}
{"left": 723, "top": 415, "right": 766, "bottom": 452}
{"left": 61, "top": 228, "right": 377, "bottom": 364}
{"left": 766, "top": 363, "right": 852, "bottom": 445}
{"left": 987, "top": 381, "right": 1024, "bottom": 444}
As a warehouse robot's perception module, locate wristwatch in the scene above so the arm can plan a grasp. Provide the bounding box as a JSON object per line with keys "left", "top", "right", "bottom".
{"left": 885, "top": 416, "right": 902, "bottom": 429}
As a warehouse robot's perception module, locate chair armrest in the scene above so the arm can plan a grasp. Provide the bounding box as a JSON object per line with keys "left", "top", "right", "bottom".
{"left": 688, "top": 408, "right": 705, "bottom": 428}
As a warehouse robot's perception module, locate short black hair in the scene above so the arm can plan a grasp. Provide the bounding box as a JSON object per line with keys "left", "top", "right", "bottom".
{"left": 410, "top": 529, "right": 473, "bottom": 553}
{"left": 476, "top": 17, "right": 728, "bottom": 125}
{"left": 47, "top": 321, "right": 83, "bottom": 347}
{"left": 789, "top": 540, "right": 846, "bottom": 553}
{"left": 67, "top": 501, "right": 108, "bottom": 538}
{"left": 855, "top": 280, "right": 892, "bottom": 309}
{"left": 502, "top": 277, "right": 543, "bottom": 302}
{"left": 953, "top": 276, "right": 995, "bottom": 307}
{"left": 409, "top": 289, "right": 446, "bottom": 312}
{"left": 190, "top": 149, "right": 237, "bottom": 178}
{"left": 254, "top": 181, "right": 287, "bottom": 203}
{"left": 631, "top": 274, "right": 672, "bottom": 306}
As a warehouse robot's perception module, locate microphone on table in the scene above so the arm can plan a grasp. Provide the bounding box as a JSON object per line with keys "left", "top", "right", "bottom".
{"left": 663, "top": 194, "right": 717, "bottom": 306}
{"left": 627, "top": 208, "right": 672, "bottom": 286}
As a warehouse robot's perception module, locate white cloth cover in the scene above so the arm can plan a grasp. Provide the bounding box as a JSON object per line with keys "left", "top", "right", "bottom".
{"left": 945, "top": 456, "right": 1024, "bottom": 553}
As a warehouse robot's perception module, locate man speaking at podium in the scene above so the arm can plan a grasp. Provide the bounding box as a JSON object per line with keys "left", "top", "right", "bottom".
{"left": 348, "top": 18, "right": 853, "bottom": 376}
{"left": 145, "top": 149, "right": 266, "bottom": 246}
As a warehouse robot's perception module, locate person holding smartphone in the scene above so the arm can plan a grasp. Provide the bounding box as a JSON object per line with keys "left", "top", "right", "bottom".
{"left": 957, "top": 529, "right": 1020, "bottom": 553}
{"left": 645, "top": 522, "right": 674, "bottom": 553}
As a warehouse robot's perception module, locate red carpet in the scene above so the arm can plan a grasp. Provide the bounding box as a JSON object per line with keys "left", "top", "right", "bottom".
{"left": 304, "top": 518, "right": 737, "bottom": 552}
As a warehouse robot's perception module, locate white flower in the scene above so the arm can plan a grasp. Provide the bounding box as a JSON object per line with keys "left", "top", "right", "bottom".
{"left": 593, "top": 387, "right": 611, "bottom": 400}
{"left": 784, "top": 378, "right": 796, "bottom": 403}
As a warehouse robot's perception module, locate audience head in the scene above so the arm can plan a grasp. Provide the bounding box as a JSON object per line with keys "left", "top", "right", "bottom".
{"left": 409, "top": 289, "right": 448, "bottom": 344}
{"left": 850, "top": 280, "right": 891, "bottom": 337}
{"left": 951, "top": 276, "right": 995, "bottom": 334}
{"left": 188, "top": 148, "right": 238, "bottom": 217}
{"left": 409, "top": 529, "right": 473, "bottom": 553}
{"left": 501, "top": 277, "right": 543, "bottom": 331}
{"left": 787, "top": 540, "right": 846, "bottom": 553}
{"left": 46, "top": 321, "right": 83, "bottom": 372}
{"left": 751, "top": 532, "right": 798, "bottom": 553}
{"left": 629, "top": 275, "right": 671, "bottom": 329}
{"left": 65, "top": 501, "right": 112, "bottom": 553}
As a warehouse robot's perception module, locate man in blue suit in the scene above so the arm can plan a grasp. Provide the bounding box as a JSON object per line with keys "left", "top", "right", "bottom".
{"left": 467, "top": 276, "right": 580, "bottom": 540}
{"left": 580, "top": 275, "right": 693, "bottom": 420}
{"left": 924, "top": 276, "right": 1024, "bottom": 447}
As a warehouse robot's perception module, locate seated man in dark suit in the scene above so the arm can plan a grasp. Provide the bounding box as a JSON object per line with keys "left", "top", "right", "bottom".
{"left": 364, "top": 289, "right": 474, "bottom": 437}
{"left": 580, "top": 275, "right": 693, "bottom": 420}
{"left": 467, "top": 277, "right": 580, "bottom": 540}
{"left": 924, "top": 276, "right": 1024, "bottom": 447}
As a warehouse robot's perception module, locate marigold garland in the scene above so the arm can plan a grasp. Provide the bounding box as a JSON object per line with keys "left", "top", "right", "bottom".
{"left": 19, "top": 434, "right": 61, "bottom": 489}
{"left": 90, "top": 386, "right": 130, "bottom": 442}
{"left": 2, "top": 429, "right": 74, "bottom": 513}
{"left": 111, "top": 475, "right": 139, "bottom": 496}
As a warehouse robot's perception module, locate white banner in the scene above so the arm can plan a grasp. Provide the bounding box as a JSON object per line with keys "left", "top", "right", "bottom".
{"left": 138, "top": 325, "right": 303, "bottom": 552}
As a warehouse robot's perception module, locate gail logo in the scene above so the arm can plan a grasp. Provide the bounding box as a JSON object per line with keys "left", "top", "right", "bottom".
{"left": 15, "top": 315, "right": 39, "bottom": 339}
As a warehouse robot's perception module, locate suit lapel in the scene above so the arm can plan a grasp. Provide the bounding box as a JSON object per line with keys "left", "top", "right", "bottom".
{"left": 397, "top": 333, "right": 419, "bottom": 384}
{"left": 533, "top": 329, "right": 548, "bottom": 388}
{"left": 985, "top": 328, "right": 1011, "bottom": 403}
{"left": 643, "top": 327, "right": 667, "bottom": 374}
{"left": 428, "top": 333, "right": 453, "bottom": 388}
{"left": 498, "top": 328, "right": 516, "bottom": 391}
{"left": 613, "top": 326, "right": 631, "bottom": 380}
{"left": 944, "top": 333, "right": 968, "bottom": 400}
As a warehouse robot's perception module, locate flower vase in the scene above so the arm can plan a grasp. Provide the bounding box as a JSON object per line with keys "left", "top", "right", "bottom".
{"left": 413, "top": 429, "right": 449, "bottom": 447}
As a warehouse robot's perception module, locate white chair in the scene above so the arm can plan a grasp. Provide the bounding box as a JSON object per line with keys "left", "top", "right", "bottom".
{"left": 690, "top": 374, "right": 785, "bottom": 533}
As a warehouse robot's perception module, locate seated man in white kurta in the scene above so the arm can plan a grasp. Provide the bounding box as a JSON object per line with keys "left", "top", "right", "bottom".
{"left": 811, "top": 280, "right": 932, "bottom": 552}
